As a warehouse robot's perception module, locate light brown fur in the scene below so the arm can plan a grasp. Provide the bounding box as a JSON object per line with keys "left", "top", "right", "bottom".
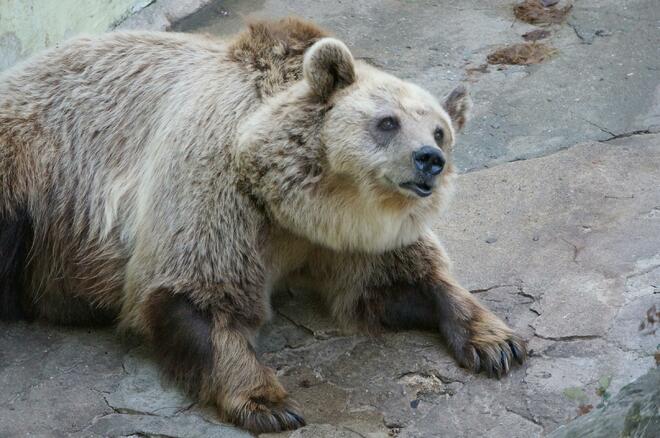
{"left": 0, "top": 18, "right": 525, "bottom": 433}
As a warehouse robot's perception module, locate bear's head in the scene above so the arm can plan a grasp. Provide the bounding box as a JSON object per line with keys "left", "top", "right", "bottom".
{"left": 236, "top": 38, "right": 471, "bottom": 253}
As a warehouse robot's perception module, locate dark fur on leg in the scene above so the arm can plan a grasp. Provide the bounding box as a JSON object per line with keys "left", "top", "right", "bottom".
{"left": 144, "top": 288, "right": 214, "bottom": 395}
{"left": 143, "top": 288, "right": 304, "bottom": 433}
{"left": 375, "top": 282, "right": 439, "bottom": 331}
{"left": 0, "top": 207, "right": 32, "bottom": 321}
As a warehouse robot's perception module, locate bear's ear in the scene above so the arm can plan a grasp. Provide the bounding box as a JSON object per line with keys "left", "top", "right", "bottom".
{"left": 443, "top": 84, "right": 472, "bottom": 132}
{"left": 303, "top": 38, "right": 356, "bottom": 101}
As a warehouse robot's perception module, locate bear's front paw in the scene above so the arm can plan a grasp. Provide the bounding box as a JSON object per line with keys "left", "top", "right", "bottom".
{"left": 225, "top": 382, "right": 305, "bottom": 433}
{"left": 452, "top": 311, "right": 527, "bottom": 378}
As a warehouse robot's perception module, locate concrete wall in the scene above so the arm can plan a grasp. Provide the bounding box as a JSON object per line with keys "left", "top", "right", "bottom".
{"left": 0, "top": 0, "right": 153, "bottom": 71}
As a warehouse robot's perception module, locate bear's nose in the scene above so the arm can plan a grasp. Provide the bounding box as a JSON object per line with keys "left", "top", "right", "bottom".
{"left": 412, "top": 146, "right": 445, "bottom": 176}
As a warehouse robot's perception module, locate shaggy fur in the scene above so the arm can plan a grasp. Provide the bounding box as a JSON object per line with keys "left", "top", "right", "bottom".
{"left": 0, "top": 18, "right": 526, "bottom": 433}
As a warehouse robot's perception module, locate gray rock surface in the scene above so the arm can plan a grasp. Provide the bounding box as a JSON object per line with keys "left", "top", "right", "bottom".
{"left": 548, "top": 367, "right": 660, "bottom": 438}
{"left": 1, "top": 1, "right": 659, "bottom": 437}
{"left": 116, "top": 0, "right": 213, "bottom": 31}
{"left": 173, "top": 0, "right": 660, "bottom": 172}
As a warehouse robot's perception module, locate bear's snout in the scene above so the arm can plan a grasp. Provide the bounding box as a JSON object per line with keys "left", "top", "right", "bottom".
{"left": 412, "top": 146, "right": 445, "bottom": 177}
{"left": 396, "top": 146, "right": 446, "bottom": 198}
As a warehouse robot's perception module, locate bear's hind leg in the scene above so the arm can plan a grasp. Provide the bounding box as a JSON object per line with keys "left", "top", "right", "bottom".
{"left": 0, "top": 206, "right": 32, "bottom": 320}
{"left": 141, "top": 287, "right": 305, "bottom": 433}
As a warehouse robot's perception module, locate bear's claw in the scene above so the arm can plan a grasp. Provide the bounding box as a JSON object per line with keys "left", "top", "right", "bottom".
{"left": 231, "top": 395, "right": 305, "bottom": 433}
{"left": 457, "top": 331, "right": 527, "bottom": 379}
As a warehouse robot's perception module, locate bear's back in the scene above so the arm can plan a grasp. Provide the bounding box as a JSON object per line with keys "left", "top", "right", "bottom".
{"left": 0, "top": 31, "right": 257, "bottom": 318}
{"left": 0, "top": 31, "right": 237, "bottom": 181}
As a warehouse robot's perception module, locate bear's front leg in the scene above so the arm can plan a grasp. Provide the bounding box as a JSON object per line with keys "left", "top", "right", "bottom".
{"left": 139, "top": 287, "right": 304, "bottom": 433}
{"left": 428, "top": 277, "right": 527, "bottom": 378}
{"left": 321, "top": 235, "right": 527, "bottom": 378}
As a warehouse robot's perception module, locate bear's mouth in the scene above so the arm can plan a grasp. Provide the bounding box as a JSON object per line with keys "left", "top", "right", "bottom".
{"left": 399, "top": 181, "right": 433, "bottom": 198}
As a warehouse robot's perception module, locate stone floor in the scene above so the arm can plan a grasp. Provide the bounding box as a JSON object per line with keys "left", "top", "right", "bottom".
{"left": 1, "top": 1, "right": 659, "bottom": 437}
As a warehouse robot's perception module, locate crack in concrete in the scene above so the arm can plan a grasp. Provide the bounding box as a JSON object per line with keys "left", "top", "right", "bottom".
{"left": 98, "top": 391, "right": 189, "bottom": 419}
{"left": 89, "top": 388, "right": 121, "bottom": 417}
{"left": 99, "top": 393, "right": 123, "bottom": 416}
{"left": 464, "top": 129, "right": 656, "bottom": 176}
{"left": 504, "top": 405, "right": 543, "bottom": 427}
{"left": 274, "top": 309, "right": 316, "bottom": 338}
{"left": 470, "top": 284, "right": 517, "bottom": 294}
{"left": 533, "top": 333, "right": 601, "bottom": 342}
{"left": 624, "top": 263, "right": 660, "bottom": 283}
{"left": 604, "top": 194, "right": 635, "bottom": 200}
{"left": 463, "top": 128, "right": 656, "bottom": 175}
{"left": 102, "top": 396, "right": 158, "bottom": 417}
{"left": 173, "top": 402, "right": 196, "bottom": 416}
{"left": 560, "top": 238, "right": 582, "bottom": 263}
{"left": 344, "top": 425, "right": 368, "bottom": 438}
{"left": 111, "top": 0, "right": 157, "bottom": 29}
{"left": 517, "top": 289, "right": 537, "bottom": 302}
{"left": 120, "top": 434, "right": 176, "bottom": 438}
{"left": 603, "top": 130, "right": 652, "bottom": 142}
{"left": 567, "top": 20, "right": 590, "bottom": 44}
{"left": 470, "top": 282, "right": 536, "bottom": 306}
{"left": 581, "top": 118, "right": 616, "bottom": 137}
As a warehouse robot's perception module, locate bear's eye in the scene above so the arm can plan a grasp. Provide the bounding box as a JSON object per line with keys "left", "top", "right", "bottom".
{"left": 434, "top": 127, "right": 445, "bottom": 144}
{"left": 377, "top": 116, "right": 400, "bottom": 132}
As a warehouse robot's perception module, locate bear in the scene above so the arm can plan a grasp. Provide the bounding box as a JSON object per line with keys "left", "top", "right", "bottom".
{"left": 0, "top": 18, "right": 526, "bottom": 433}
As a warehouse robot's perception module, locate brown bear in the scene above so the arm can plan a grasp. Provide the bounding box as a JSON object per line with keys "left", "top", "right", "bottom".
{"left": 0, "top": 18, "right": 526, "bottom": 433}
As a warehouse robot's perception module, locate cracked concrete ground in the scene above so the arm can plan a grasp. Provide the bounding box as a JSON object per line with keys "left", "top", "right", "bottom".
{"left": 1, "top": 1, "right": 659, "bottom": 437}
